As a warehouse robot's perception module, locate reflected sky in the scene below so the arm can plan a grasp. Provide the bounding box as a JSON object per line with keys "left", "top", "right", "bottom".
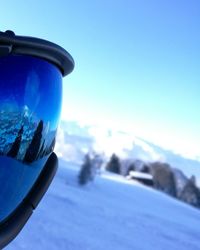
{"left": 0, "top": 155, "right": 48, "bottom": 223}
{"left": 0, "top": 55, "right": 62, "bottom": 130}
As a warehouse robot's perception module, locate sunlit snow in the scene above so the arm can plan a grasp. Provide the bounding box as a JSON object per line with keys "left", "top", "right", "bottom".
{"left": 7, "top": 158, "right": 200, "bottom": 250}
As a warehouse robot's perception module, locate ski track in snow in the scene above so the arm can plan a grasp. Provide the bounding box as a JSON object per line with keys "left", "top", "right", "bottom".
{"left": 6, "top": 158, "right": 200, "bottom": 250}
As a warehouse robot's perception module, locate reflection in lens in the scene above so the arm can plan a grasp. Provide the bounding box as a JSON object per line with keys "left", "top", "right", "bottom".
{"left": 0, "top": 55, "right": 62, "bottom": 222}
{"left": 0, "top": 156, "right": 48, "bottom": 221}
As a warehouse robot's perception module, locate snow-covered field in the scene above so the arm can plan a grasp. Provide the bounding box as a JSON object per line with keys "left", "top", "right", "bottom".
{"left": 7, "top": 158, "right": 200, "bottom": 250}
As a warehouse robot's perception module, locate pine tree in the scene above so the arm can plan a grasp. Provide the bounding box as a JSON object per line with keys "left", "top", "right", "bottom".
{"left": 106, "top": 154, "right": 121, "bottom": 174}
{"left": 23, "top": 120, "right": 43, "bottom": 163}
{"left": 78, "top": 154, "right": 93, "bottom": 185}
{"left": 179, "top": 176, "right": 200, "bottom": 207}
{"left": 7, "top": 126, "right": 24, "bottom": 158}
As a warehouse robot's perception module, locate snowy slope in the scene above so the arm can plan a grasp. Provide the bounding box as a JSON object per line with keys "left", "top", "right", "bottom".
{"left": 7, "top": 159, "right": 200, "bottom": 250}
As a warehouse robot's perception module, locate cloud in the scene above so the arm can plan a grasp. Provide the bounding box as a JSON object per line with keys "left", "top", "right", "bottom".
{"left": 24, "top": 70, "right": 40, "bottom": 115}
{"left": 54, "top": 126, "right": 83, "bottom": 163}
{"left": 133, "top": 138, "right": 166, "bottom": 162}
{"left": 55, "top": 120, "right": 200, "bottom": 163}
{"left": 88, "top": 126, "right": 134, "bottom": 158}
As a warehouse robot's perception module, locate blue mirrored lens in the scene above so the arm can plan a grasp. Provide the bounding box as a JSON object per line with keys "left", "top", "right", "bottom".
{"left": 0, "top": 55, "right": 62, "bottom": 222}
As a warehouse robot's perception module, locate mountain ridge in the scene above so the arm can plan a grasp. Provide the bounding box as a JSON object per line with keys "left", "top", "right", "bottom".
{"left": 55, "top": 120, "right": 200, "bottom": 182}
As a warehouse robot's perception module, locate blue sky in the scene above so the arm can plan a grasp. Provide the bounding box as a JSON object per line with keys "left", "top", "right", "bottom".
{"left": 1, "top": 0, "right": 200, "bottom": 158}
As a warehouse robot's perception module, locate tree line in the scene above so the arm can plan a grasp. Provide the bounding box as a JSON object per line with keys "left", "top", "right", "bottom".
{"left": 78, "top": 152, "right": 200, "bottom": 209}
{"left": 5, "top": 120, "right": 55, "bottom": 163}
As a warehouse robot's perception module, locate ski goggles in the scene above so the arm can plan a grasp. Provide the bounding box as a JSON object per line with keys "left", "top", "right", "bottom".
{"left": 0, "top": 30, "right": 74, "bottom": 248}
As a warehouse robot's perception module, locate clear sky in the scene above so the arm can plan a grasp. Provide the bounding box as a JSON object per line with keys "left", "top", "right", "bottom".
{"left": 0, "top": 0, "right": 200, "bottom": 159}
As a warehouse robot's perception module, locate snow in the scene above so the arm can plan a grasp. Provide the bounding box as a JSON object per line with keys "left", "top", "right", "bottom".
{"left": 129, "top": 171, "right": 153, "bottom": 180}
{"left": 6, "top": 158, "right": 200, "bottom": 250}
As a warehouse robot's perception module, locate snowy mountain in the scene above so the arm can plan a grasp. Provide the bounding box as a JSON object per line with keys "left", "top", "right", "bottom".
{"left": 7, "top": 159, "right": 200, "bottom": 250}
{"left": 55, "top": 120, "right": 200, "bottom": 181}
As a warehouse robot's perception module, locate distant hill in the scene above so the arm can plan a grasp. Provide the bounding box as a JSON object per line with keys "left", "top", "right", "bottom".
{"left": 55, "top": 120, "right": 200, "bottom": 183}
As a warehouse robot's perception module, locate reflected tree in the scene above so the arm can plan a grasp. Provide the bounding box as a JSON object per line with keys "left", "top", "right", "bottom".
{"left": 7, "top": 126, "right": 24, "bottom": 158}
{"left": 37, "top": 140, "right": 45, "bottom": 160}
{"left": 23, "top": 120, "right": 43, "bottom": 163}
{"left": 46, "top": 137, "right": 56, "bottom": 155}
